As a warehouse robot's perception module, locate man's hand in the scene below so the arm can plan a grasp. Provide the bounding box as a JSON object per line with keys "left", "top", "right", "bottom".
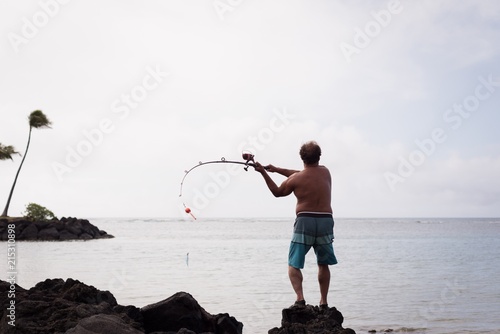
{"left": 253, "top": 161, "right": 267, "bottom": 173}
{"left": 266, "top": 164, "right": 278, "bottom": 173}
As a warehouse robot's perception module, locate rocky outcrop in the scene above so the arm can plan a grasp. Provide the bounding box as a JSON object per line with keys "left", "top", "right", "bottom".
{"left": 0, "top": 278, "right": 136, "bottom": 334}
{"left": 268, "top": 303, "right": 356, "bottom": 334}
{"left": 0, "top": 278, "right": 243, "bottom": 334}
{"left": 0, "top": 217, "right": 114, "bottom": 241}
{"left": 0, "top": 277, "right": 356, "bottom": 334}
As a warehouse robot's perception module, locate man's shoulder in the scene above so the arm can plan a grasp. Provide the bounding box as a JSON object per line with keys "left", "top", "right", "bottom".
{"left": 319, "top": 165, "right": 331, "bottom": 172}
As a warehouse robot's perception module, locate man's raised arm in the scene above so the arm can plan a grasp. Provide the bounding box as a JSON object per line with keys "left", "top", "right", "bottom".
{"left": 266, "top": 164, "right": 300, "bottom": 177}
{"left": 254, "top": 162, "right": 295, "bottom": 198}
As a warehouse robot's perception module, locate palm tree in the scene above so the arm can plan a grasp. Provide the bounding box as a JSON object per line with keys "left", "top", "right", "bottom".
{"left": 0, "top": 143, "right": 19, "bottom": 161}
{"left": 1, "top": 110, "right": 52, "bottom": 217}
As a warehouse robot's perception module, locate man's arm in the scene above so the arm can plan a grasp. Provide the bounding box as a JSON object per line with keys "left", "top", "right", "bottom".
{"left": 266, "top": 164, "right": 300, "bottom": 177}
{"left": 254, "top": 163, "right": 295, "bottom": 197}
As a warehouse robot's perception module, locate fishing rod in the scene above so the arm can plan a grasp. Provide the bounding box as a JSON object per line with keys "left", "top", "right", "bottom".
{"left": 179, "top": 152, "right": 270, "bottom": 219}
{"left": 179, "top": 152, "right": 267, "bottom": 198}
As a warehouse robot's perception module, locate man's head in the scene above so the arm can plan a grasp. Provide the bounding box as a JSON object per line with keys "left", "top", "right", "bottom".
{"left": 299, "top": 141, "right": 321, "bottom": 165}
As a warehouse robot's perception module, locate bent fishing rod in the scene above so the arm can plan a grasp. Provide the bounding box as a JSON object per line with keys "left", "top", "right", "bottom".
{"left": 179, "top": 152, "right": 268, "bottom": 198}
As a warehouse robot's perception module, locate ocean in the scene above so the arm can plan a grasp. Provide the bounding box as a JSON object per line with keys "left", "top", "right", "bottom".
{"left": 2, "top": 217, "right": 499, "bottom": 334}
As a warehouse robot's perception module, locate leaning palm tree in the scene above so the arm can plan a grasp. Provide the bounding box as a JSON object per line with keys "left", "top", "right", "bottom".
{"left": 0, "top": 143, "right": 19, "bottom": 161}
{"left": 1, "top": 110, "right": 52, "bottom": 217}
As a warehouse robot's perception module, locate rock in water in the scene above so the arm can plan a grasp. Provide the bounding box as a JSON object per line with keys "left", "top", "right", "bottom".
{"left": 0, "top": 217, "right": 114, "bottom": 241}
{"left": 268, "top": 303, "right": 356, "bottom": 334}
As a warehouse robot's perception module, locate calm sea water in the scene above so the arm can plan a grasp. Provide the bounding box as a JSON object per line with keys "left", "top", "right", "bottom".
{"left": 1, "top": 217, "right": 500, "bottom": 334}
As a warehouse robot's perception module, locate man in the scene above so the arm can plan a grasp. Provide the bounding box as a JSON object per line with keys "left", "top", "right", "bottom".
{"left": 254, "top": 141, "right": 337, "bottom": 308}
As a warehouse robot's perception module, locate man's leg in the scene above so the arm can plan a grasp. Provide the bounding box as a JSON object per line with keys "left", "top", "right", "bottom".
{"left": 318, "top": 264, "right": 330, "bottom": 305}
{"left": 288, "top": 265, "right": 305, "bottom": 302}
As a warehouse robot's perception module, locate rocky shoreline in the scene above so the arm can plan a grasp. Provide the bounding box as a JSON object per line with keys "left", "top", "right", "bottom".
{"left": 0, "top": 217, "right": 114, "bottom": 241}
{"left": 0, "top": 278, "right": 356, "bottom": 334}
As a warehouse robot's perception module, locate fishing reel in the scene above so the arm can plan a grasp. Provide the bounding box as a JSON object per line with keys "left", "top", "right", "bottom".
{"left": 242, "top": 151, "right": 255, "bottom": 171}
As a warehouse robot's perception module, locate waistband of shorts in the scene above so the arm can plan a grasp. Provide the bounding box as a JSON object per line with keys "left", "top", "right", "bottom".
{"left": 296, "top": 211, "right": 333, "bottom": 218}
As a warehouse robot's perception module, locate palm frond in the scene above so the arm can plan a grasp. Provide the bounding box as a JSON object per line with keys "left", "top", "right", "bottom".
{"left": 0, "top": 143, "right": 20, "bottom": 161}
{"left": 29, "top": 110, "right": 52, "bottom": 129}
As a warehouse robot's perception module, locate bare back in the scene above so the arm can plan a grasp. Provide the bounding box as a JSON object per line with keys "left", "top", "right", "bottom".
{"left": 288, "top": 165, "right": 332, "bottom": 214}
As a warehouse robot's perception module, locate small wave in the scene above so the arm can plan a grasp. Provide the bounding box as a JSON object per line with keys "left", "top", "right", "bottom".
{"left": 395, "top": 328, "right": 427, "bottom": 333}
{"left": 415, "top": 220, "right": 445, "bottom": 224}
{"left": 366, "top": 327, "right": 427, "bottom": 333}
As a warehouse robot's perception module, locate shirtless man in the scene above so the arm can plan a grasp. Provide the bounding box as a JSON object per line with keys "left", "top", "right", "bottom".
{"left": 254, "top": 141, "right": 337, "bottom": 308}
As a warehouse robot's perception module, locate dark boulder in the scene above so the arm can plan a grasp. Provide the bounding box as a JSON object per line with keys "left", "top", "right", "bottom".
{"left": 81, "top": 219, "right": 101, "bottom": 237}
{"left": 66, "top": 314, "right": 145, "bottom": 334}
{"left": 79, "top": 233, "right": 93, "bottom": 240}
{"left": 18, "top": 223, "right": 38, "bottom": 239}
{"left": 268, "top": 303, "right": 356, "bottom": 334}
{"left": 141, "top": 291, "right": 243, "bottom": 334}
{"left": 53, "top": 220, "right": 67, "bottom": 231}
{"left": 60, "top": 278, "right": 117, "bottom": 306}
{"left": 38, "top": 226, "right": 60, "bottom": 240}
{"left": 59, "top": 230, "right": 79, "bottom": 240}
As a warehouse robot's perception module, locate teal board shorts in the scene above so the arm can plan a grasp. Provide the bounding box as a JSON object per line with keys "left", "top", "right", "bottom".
{"left": 288, "top": 212, "right": 338, "bottom": 269}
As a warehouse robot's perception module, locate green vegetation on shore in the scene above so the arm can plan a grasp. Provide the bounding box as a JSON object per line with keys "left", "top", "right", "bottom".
{"left": 22, "top": 203, "right": 57, "bottom": 221}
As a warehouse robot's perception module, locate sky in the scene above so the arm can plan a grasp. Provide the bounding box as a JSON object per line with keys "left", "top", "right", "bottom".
{"left": 0, "top": 0, "right": 499, "bottom": 219}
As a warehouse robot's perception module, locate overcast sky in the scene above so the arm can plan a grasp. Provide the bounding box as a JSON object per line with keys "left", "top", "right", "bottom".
{"left": 1, "top": 0, "right": 499, "bottom": 219}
